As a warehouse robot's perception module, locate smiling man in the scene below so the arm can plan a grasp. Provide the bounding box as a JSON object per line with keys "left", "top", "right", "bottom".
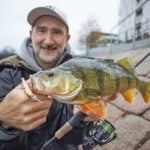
{"left": 0, "top": 6, "right": 82, "bottom": 150}
{"left": 0, "top": 5, "right": 118, "bottom": 150}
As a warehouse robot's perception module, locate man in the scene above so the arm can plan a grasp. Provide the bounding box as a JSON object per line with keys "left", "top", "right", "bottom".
{"left": 0, "top": 6, "right": 117, "bottom": 150}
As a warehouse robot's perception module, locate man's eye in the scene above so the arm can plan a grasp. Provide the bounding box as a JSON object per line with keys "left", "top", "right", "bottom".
{"left": 53, "top": 30, "right": 63, "bottom": 34}
{"left": 39, "top": 29, "right": 45, "bottom": 33}
{"left": 36, "top": 27, "right": 46, "bottom": 33}
{"left": 48, "top": 73, "right": 54, "bottom": 77}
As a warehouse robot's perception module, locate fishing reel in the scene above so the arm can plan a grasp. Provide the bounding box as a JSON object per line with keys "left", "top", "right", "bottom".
{"left": 41, "top": 111, "right": 117, "bottom": 150}
{"left": 82, "top": 119, "right": 117, "bottom": 150}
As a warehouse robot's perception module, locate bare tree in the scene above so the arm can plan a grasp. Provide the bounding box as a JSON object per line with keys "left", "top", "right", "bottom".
{"left": 77, "top": 17, "right": 103, "bottom": 54}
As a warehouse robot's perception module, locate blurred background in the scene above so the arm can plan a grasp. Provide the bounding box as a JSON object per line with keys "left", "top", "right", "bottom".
{"left": 1, "top": 0, "right": 150, "bottom": 58}
{"left": 0, "top": 0, "right": 119, "bottom": 57}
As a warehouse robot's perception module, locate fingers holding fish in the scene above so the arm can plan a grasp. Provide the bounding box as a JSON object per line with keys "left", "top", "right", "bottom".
{"left": 21, "top": 78, "right": 53, "bottom": 102}
{"left": 0, "top": 84, "right": 53, "bottom": 131}
{"left": 101, "top": 92, "right": 119, "bottom": 102}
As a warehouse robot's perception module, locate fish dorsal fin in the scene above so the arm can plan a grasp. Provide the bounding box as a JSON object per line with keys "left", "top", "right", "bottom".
{"left": 117, "top": 57, "right": 135, "bottom": 74}
{"left": 122, "top": 89, "right": 135, "bottom": 104}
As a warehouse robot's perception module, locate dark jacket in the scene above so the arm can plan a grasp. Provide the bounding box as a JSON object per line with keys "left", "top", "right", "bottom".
{"left": 0, "top": 54, "right": 84, "bottom": 150}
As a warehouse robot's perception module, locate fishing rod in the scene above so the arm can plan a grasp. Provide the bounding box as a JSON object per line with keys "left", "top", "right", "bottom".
{"left": 40, "top": 111, "right": 117, "bottom": 150}
{"left": 40, "top": 111, "right": 86, "bottom": 150}
{"left": 135, "top": 52, "right": 150, "bottom": 68}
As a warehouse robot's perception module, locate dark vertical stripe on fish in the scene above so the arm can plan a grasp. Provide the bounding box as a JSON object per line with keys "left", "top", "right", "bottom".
{"left": 135, "top": 77, "right": 139, "bottom": 88}
{"left": 96, "top": 69, "right": 104, "bottom": 93}
{"left": 112, "top": 64, "right": 120, "bottom": 91}
{"left": 125, "top": 70, "right": 131, "bottom": 89}
{"left": 72, "top": 67, "right": 86, "bottom": 82}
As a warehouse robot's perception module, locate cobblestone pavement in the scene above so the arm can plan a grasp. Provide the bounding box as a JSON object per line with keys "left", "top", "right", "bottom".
{"left": 93, "top": 48, "right": 150, "bottom": 150}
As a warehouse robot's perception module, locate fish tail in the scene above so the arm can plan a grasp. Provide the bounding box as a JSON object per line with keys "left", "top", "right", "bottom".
{"left": 139, "top": 81, "right": 150, "bottom": 103}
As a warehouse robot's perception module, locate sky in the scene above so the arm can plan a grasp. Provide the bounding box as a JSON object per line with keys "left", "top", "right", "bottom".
{"left": 0, "top": 0, "right": 120, "bottom": 53}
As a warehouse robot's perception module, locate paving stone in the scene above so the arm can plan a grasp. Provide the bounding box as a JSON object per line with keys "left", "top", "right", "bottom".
{"left": 138, "top": 139, "right": 150, "bottom": 150}
{"left": 95, "top": 115, "right": 150, "bottom": 150}
{"left": 105, "top": 48, "right": 150, "bottom": 64}
{"left": 105, "top": 103, "right": 125, "bottom": 123}
{"left": 143, "top": 109, "right": 150, "bottom": 121}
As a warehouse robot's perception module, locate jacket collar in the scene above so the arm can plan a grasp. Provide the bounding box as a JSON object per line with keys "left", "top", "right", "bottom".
{"left": 17, "top": 37, "right": 71, "bottom": 71}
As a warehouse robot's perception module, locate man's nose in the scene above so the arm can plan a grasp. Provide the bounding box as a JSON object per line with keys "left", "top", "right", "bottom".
{"left": 44, "top": 33, "right": 54, "bottom": 45}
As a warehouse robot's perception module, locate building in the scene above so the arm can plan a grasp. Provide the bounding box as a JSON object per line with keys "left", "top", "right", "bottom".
{"left": 101, "top": 33, "right": 118, "bottom": 46}
{"left": 118, "top": 0, "right": 150, "bottom": 43}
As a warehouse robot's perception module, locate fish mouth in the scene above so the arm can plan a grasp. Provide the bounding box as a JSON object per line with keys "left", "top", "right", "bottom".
{"left": 52, "top": 82, "right": 82, "bottom": 103}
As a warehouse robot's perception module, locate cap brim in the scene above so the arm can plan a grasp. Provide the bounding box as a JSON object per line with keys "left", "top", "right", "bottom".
{"left": 27, "top": 7, "right": 67, "bottom": 27}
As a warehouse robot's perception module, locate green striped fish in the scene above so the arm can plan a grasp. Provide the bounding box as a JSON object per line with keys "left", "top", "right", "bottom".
{"left": 31, "top": 57, "right": 150, "bottom": 104}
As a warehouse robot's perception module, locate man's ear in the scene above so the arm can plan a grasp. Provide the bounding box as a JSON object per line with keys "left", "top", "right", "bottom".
{"left": 66, "top": 34, "right": 71, "bottom": 42}
{"left": 29, "top": 30, "right": 32, "bottom": 38}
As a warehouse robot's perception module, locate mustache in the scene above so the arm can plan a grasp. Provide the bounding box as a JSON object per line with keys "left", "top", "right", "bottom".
{"left": 40, "top": 44, "right": 58, "bottom": 50}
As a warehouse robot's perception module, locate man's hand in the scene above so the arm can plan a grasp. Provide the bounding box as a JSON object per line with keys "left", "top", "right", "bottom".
{"left": 101, "top": 92, "right": 119, "bottom": 102}
{"left": 0, "top": 82, "right": 53, "bottom": 131}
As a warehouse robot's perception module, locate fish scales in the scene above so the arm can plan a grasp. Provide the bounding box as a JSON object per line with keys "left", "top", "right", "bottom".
{"left": 64, "top": 58, "right": 136, "bottom": 96}
{"left": 31, "top": 57, "right": 150, "bottom": 105}
{"left": 69, "top": 60, "right": 111, "bottom": 96}
{"left": 72, "top": 67, "right": 100, "bottom": 90}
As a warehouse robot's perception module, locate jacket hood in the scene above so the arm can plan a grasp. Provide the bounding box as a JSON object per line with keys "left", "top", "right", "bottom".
{"left": 17, "top": 37, "right": 71, "bottom": 71}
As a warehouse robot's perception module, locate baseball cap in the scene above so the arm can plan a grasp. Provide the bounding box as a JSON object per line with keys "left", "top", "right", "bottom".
{"left": 27, "top": 6, "right": 69, "bottom": 31}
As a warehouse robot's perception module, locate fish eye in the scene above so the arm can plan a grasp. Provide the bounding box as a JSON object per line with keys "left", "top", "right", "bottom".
{"left": 48, "top": 72, "right": 54, "bottom": 77}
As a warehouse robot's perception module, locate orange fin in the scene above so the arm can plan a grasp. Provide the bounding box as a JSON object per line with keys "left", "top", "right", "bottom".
{"left": 80, "top": 100, "right": 106, "bottom": 118}
{"left": 140, "top": 82, "right": 150, "bottom": 103}
{"left": 122, "top": 89, "right": 135, "bottom": 104}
